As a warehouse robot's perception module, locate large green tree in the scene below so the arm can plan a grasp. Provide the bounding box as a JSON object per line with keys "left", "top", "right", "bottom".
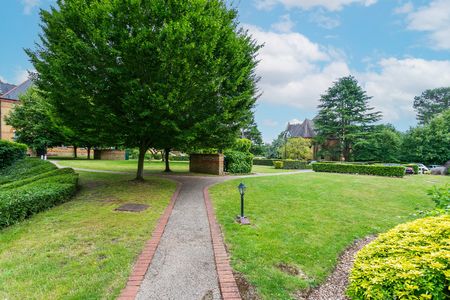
{"left": 28, "top": 0, "right": 260, "bottom": 180}
{"left": 401, "top": 109, "right": 450, "bottom": 164}
{"left": 5, "top": 88, "right": 66, "bottom": 155}
{"left": 352, "top": 124, "right": 402, "bottom": 162}
{"left": 413, "top": 87, "right": 450, "bottom": 125}
{"left": 278, "top": 137, "right": 312, "bottom": 160}
{"left": 315, "top": 76, "right": 382, "bottom": 161}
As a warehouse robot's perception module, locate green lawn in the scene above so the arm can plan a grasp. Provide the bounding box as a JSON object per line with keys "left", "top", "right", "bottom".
{"left": 0, "top": 171, "right": 176, "bottom": 299}
{"left": 209, "top": 173, "right": 450, "bottom": 299}
{"left": 55, "top": 159, "right": 190, "bottom": 174}
{"left": 251, "top": 165, "right": 300, "bottom": 173}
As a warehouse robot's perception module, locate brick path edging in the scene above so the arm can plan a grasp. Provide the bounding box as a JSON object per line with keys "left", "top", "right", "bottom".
{"left": 117, "top": 182, "right": 183, "bottom": 300}
{"left": 203, "top": 186, "right": 242, "bottom": 300}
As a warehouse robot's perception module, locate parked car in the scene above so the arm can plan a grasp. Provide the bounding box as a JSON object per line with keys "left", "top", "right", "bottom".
{"left": 416, "top": 163, "right": 429, "bottom": 174}
{"left": 429, "top": 164, "right": 443, "bottom": 169}
{"left": 405, "top": 167, "right": 415, "bottom": 175}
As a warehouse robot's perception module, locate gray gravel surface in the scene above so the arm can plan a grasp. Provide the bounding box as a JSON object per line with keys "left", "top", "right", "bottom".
{"left": 304, "top": 236, "right": 376, "bottom": 300}
{"left": 136, "top": 176, "right": 226, "bottom": 300}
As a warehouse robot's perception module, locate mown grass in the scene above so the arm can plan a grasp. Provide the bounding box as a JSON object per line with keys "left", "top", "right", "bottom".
{"left": 55, "top": 159, "right": 190, "bottom": 174}
{"left": 251, "top": 165, "right": 300, "bottom": 174}
{"left": 0, "top": 171, "right": 176, "bottom": 299}
{"left": 209, "top": 172, "right": 450, "bottom": 299}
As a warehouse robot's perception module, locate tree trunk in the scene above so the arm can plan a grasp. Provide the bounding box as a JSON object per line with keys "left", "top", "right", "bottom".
{"left": 87, "top": 146, "right": 91, "bottom": 160}
{"left": 136, "top": 146, "right": 147, "bottom": 180}
{"left": 164, "top": 148, "right": 171, "bottom": 172}
{"left": 73, "top": 146, "right": 78, "bottom": 158}
{"left": 161, "top": 150, "right": 164, "bottom": 162}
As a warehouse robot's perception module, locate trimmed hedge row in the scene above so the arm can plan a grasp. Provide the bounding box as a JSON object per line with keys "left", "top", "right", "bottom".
{"left": 253, "top": 159, "right": 276, "bottom": 166}
{"left": 312, "top": 162, "right": 405, "bottom": 177}
{"left": 273, "top": 160, "right": 312, "bottom": 170}
{"left": 0, "top": 159, "right": 78, "bottom": 229}
{"left": 224, "top": 150, "right": 254, "bottom": 174}
{"left": 348, "top": 215, "right": 450, "bottom": 299}
{"left": 0, "top": 140, "right": 27, "bottom": 169}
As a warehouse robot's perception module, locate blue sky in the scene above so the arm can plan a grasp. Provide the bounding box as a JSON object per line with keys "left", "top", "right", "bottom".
{"left": 1, "top": 0, "right": 450, "bottom": 142}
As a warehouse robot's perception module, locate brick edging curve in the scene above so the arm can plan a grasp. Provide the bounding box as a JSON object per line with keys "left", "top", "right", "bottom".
{"left": 117, "top": 182, "right": 183, "bottom": 300}
{"left": 203, "top": 186, "right": 242, "bottom": 300}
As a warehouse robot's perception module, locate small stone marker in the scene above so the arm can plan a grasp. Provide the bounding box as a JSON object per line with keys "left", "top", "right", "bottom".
{"left": 115, "top": 203, "right": 149, "bottom": 212}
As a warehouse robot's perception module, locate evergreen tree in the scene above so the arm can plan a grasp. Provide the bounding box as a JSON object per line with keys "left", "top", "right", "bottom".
{"left": 413, "top": 87, "right": 450, "bottom": 125}
{"left": 315, "top": 76, "right": 381, "bottom": 161}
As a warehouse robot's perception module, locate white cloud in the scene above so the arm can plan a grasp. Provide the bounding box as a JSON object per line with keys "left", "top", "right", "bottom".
{"left": 246, "top": 25, "right": 450, "bottom": 127}
{"left": 394, "top": 2, "right": 413, "bottom": 14}
{"left": 14, "top": 69, "right": 31, "bottom": 84}
{"left": 0, "top": 74, "right": 6, "bottom": 83}
{"left": 254, "top": 0, "right": 377, "bottom": 11}
{"left": 309, "top": 10, "right": 341, "bottom": 29}
{"left": 271, "top": 15, "right": 295, "bottom": 33}
{"left": 22, "top": 0, "right": 40, "bottom": 15}
{"left": 289, "top": 118, "right": 302, "bottom": 124}
{"left": 405, "top": 0, "right": 450, "bottom": 50}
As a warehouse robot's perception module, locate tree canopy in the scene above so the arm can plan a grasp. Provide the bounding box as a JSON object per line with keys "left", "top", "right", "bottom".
{"left": 413, "top": 87, "right": 450, "bottom": 125}
{"left": 278, "top": 137, "right": 312, "bottom": 160}
{"left": 28, "top": 0, "right": 260, "bottom": 179}
{"left": 314, "top": 76, "right": 381, "bottom": 161}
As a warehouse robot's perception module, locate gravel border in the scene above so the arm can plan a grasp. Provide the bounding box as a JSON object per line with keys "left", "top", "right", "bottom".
{"left": 301, "top": 236, "right": 376, "bottom": 300}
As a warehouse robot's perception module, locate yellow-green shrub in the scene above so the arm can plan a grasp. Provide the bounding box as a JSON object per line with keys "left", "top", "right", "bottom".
{"left": 348, "top": 215, "right": 450, "bottom": 299}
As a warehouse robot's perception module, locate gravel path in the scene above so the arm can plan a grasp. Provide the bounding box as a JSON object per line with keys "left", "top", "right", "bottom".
{"left": 136, "top": 176, "right": 226, "bottom": 300}
{"left": 304, "top": 236, "right": 376, "bottom": 300}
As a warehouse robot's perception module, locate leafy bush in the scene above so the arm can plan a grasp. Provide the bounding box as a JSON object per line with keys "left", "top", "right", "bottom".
{"left": 253, "top": 159, "right": 276, "bottom": 166}
{"left": 405, "top": 164, "right": 419, "bottom": 174}
{"left": 0, "top": 159, "right": 78, "bottom": 228}
{"left": 282, "top": 160, "right": 311, "bottom": 169}
{"left": 273, "top": 161, "right": 283, "bottom": 169}
{"left": 312, "top": 162, "right": 405, "bottom": 177}
{"left": 348, "top": 215, "right": 450, "bottom": 299}
{"left": 224, "top": 150, "right": 253, "bottom": 174}
{"left": 169, "top": 155, "right": 189, "bottom": 161}
{"left": 0, "top": 140, "right": 28, "bottom": 169}
{"left": 428, "top": 184, "right": 450, "bottom": 213}
{"left": 233, "top": 138, "right": 252, "bottom": 152}
{"left": 0, "top": 158, "right": 56, "bottom": 185}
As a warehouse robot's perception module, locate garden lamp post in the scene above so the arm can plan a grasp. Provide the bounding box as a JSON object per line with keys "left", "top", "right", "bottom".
{"left": 236, "top": 183, "right": 250, "bottom": 225}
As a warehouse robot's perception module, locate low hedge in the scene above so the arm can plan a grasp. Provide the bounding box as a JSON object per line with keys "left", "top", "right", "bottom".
{"left": 348, "top": 215, "right": 450, "bottom": 299}
{"left": 0, "top": 159, "right": 78, "bottom": 228}
{"left": 312, "top": 162, "right": 405, "bottom": 177}
{"left": 273, "top": 161, "right": 283, "bottom": 169}
{"left": 0, "top": 140, "right": 27, "bottom": 169}
{"left": 282, "top": 160, "right": 311, "bottom": 169}
{"left": 253, "top": 159, "right": 276, "bottom": 166}
{"left": 224, "top": 150, "right": 253, "bottom": 174}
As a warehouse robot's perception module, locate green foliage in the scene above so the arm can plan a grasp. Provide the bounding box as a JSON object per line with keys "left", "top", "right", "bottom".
{"left": 169, "top": 155, "right": 189, "bottom": 161}
{"left": 253, "top": 159, "right": 276, "bottom": 166}
{"left": 278, "top": 137, "right": 312, "bottom": 160}
{"left": 312, "top": 162, "right": 405, "bottom": 177}
{"left": 273, "top": 161, "right": 283, "bottom": 169}
{"left": 5, "top": 88, "right": 67, "bottom": 155}
{"left": 281, "top": 160, "right": 311, "bottom": 169}
{"left": 266, "top": 132, "right": 286, "bottom": 159}
{"left": 315, "top": 76, "right": 382, "bottom": 161}
{"left": 353, "top": 124, "right": 402, "bottom": 162}
{"left": 233, "top": 138, "right": 252, "bottom": 152}
{"left": 406, "top": 164, "right": 419, "bottom": 174}
{"left": 224, "top": 150, "right": 253, "bottom": 174}
{"left": 0, "top": 140, "right": 27, "bottom": 169}
{"left": 348, "top": 215, "right": 450, "bottom": 300}
{"left": 0, "top": 159, "right": 78, "bottom": 228}
{"left": 413, "top": 87, "right": 450, "bottom": 125}
{"left": 29, "top": 0, "right": 260, "bottom": 179}
{"left": 401, "top": 109, "right": 450, "bottom": 164}
{"left": 428, "top": 184, "right": 450, "bottom": 213}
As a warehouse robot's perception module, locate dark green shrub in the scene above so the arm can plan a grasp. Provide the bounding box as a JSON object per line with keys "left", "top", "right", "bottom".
{"left": 281, "top": 160, "right": 311, "bottom": 169}
{"left": 0, "top": 159, "right": 78, "bottom": 228}
{"left": 152, "top": 152, "right": 162, "bottom": 160}
{"left": 312, "top": 162, "right": 405, "bottom": 177}
{"left": 0, "top": 140, "right": 27, "bottom": 169}
{"left": 428, "top": 184, "right": 450, "bottom": 213}
{"left": 0, "top": 159, "right": 56, "bottom": 185}
{"left": 169, "top": 155, "right": 189, "bottom": 161}
{"left": 253, "top": 159, "right": 276, "bottom": 166}
{"left": 405, "top": 164, "right": 419, "bottom": 174}
{"left": 273, "top": 161, "right": 283, "bottom": 169}
{"left": 348, "top": 215, "right": 450, "bottom": 299}
{"left": 224, "top": 150, "right": 253, "bottom": 174}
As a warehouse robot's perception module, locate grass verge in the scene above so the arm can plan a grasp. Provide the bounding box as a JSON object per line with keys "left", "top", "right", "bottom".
{"left": 209, "top": 172, "right": 450, "bottom": 299}
{"left": 0, "top": 171, "right": 176, "bottom": 299}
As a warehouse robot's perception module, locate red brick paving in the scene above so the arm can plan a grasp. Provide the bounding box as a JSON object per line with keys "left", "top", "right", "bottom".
{"left": 117, "top": 182, "right": 182, "bottom": 300}
{"left": 204, "top": 187, "right": 242, "bottom": 300}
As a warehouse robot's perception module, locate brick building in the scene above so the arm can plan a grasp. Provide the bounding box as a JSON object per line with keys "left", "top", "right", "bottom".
{"left": 0, "top": 79, "right": 33, "bottom": 141}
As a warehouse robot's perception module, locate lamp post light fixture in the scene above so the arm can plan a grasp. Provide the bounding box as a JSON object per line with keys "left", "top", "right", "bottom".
{"left": 236, "top": 182, "right": 250, "bottom": 225}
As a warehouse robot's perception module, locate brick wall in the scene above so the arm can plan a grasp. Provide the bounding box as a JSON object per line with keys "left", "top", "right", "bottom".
{"left": 47, "top": 146, "right": 89, "bottom": 157}
{"left": 189, "top": 154, "right": 224, "bottom": 175}
{"left": 0, "top": 99, "right": 18, "bottom": 141}
{"left": 94, "top": 149, "right": 126, "bottom": 160}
